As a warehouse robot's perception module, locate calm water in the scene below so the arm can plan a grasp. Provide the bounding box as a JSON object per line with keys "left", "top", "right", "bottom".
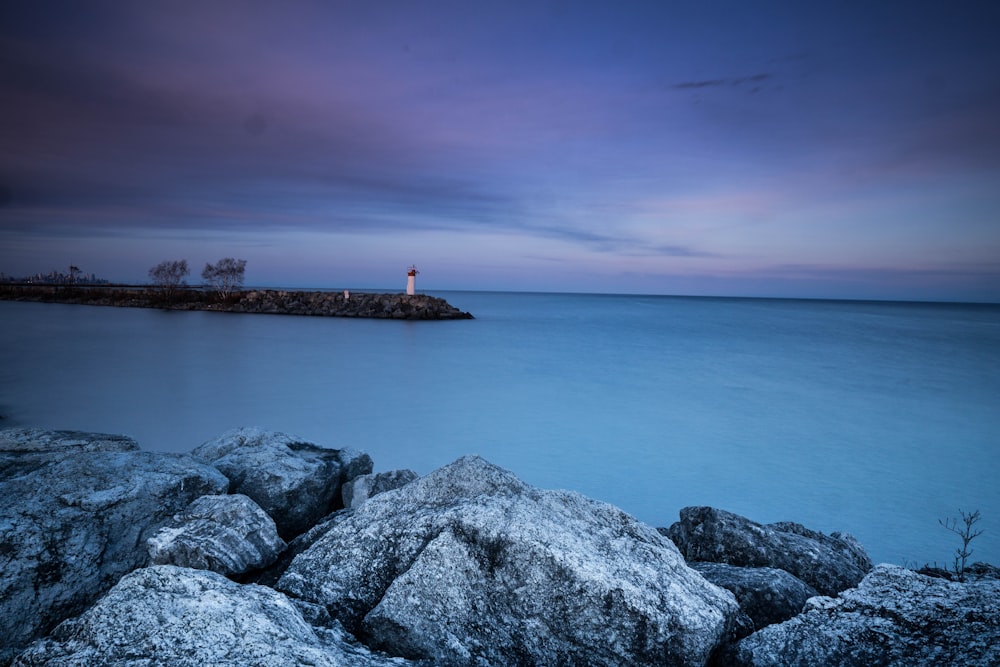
{"left": 2, "top": 293, "right": 998, "bottom": 567}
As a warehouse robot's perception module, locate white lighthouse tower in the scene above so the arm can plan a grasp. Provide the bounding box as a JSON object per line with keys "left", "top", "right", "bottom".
{"left": 406, "top": 265, "right": 419, "bottom": 295}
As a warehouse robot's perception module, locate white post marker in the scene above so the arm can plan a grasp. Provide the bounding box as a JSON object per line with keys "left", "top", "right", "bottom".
{"left": 406, "top": 265, "right": 419, "bottom": 295}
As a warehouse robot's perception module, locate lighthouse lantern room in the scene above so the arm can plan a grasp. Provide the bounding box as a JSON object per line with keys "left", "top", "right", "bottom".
{"left": 406, "top": 265, "right": 419, "bottom": 295}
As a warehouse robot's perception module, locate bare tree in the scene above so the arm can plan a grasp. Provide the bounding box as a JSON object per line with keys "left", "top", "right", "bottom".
{"left": 149, "top": 260, "right": 190, "bottom": 300}
{"left": 202, "top": 258, "right": 246, "bottom": 300}
{"left": 939, "top": 509, "right": 984, "bottom": 582}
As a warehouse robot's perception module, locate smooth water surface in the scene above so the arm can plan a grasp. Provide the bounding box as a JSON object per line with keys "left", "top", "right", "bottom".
{"left": 2, "top": 293, "right": 998, "bottom": 567}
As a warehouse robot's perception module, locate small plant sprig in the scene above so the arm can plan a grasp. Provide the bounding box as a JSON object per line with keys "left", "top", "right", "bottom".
{"left": 939, "top": 509, "right": 984, "bottom": 583}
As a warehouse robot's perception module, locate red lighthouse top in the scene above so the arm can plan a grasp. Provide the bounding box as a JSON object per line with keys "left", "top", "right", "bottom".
{"left": 407, "top": 265, "right": 419, "bottom": 277}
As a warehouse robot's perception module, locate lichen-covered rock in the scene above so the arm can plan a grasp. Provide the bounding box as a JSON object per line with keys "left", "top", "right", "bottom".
{"left": 11, "top": 565, "right": 413, "bottom": 667}
{"left": 147, "top": 494, "right": 286, "bottom": 575}
{"left": 0, "top": 430, "right": 228, "bottom": 664}
{"left": 689, "top": 562, "right": 819, "bottom": 631}
{"left": 278, "top": 456, "right": 740, "bottom": 666}
{"left": 0, "top": 427, "right": 139, "bottom": 455}
{"left": 916, "top": 560, "right": 1000, "bottom": 582}
{"left": 337, "top": 447, "right": 375, "bottom": 487}
{"left": 732, "top": 564, "right": 1000, "bottom": 666}
{"left": 0, "top": 427, "right": 139, "bottom": 476}
{"left": 664, "top": 506, "right": 872, "bottom": 597}
{"left": 192, "top": 427, "right": 372, "bottom": 539}
{"left": 342, "top": 469, "right": 419, "bottom": 508}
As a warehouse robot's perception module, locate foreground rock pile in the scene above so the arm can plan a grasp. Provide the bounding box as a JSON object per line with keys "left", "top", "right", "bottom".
{"left": 0, "top": 285, "right": 474, "bottom": 320}
{"left": 2, "top": 427, "right": 997, "bottom": 666}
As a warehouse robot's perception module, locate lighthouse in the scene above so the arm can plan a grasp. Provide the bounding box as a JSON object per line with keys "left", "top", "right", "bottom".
{"left": 406, "top": 265, "right": 419, "bottom": 295}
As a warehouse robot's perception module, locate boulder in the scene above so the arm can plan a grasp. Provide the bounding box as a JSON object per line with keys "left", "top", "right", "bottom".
{"left": 192, "top": 427, "right": 372, "bottom": 539}
{"left": 11, "top": 565, "right": 413, "bottom": 667}
{"left": 147, "top": 494, "right": 286, "bottom": 576}
{"left": 0, "top": 430, "right": 228, "bottom": 663}
{"left": 732, "top": 564, "right": 1000, "bottom": 666}
{"left": 916, "top": 560, "right": 1000, "bottom": 582}
{"left": 278, "top": 456, "right": 740, "bottom": 666}
{"left": 342, "top": 469, "right": 419, "bottom": 508}
{"left": 689, "top": 562, "right": 819, "bottom": 631}
{"left": 0, "top": 427, "right": 139, "bottom": 455}
{"left": 0, "top": 427, "right": 139, "bottom": 476}
{"left": 664, "top": 506, "right": 872, "bottom": 596}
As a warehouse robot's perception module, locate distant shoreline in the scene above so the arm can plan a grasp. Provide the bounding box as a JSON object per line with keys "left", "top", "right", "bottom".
{"left": 0, "top": 284, "right": 473, "bottom": 320}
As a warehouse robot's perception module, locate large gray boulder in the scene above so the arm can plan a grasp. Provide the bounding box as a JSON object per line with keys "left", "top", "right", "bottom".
{"left": 0, "top": 429, "right": 228, "bottom": 664}
{"left": 192, "top": 427, "right": 372, "bottom": 539}
{"left": 11, "top": 565, "right": 412, "bottom": 667}
{"left": 0, "top": 427, "right": 139, "bottom": 454}
{"left": 689, "top": 562, "right": 819, "bottom": 631}
{"left": 664, "top": 506, "right": 872, "bottom": 597}
{"left": 341, "top": 469, "right": 419, "bottom": 508}
{"left": 732, "top": 564, "right": 1000, "bottom": 666}
{"left": 278, "top": 455, "right": 740, "bottom": 666}
{"left": 0, "top": 428, "right": 139, "bottom": 476}
{"left": 147, "top": 494, "right": 286, "bottom": 575}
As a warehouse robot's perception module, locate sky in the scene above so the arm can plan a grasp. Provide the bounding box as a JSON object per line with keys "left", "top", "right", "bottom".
{"left": 1, "top": 1, "right": 999, "bottom": 301}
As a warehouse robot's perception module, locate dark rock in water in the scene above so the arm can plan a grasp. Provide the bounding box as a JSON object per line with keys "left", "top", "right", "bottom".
{"left": 337, "top": 447, "right": 375, "bottom": 486}
{"left": 0, "top": 429, "right": 228, "bottom": 664}
{"left": 278, "top": 455, "right": 740, "bottom": 667}
{"left": 664, "top": 506, "right": 872, "bottom": 597}
{"left": 768, "top": 520, "right": 873, "bottom": 576}
{"left": 11, "top": 565, "right": 413, "bottom": 667}
{"left": 192, "top": 427, "right": 373, "bottom": 540}
{"left": 689, "top": 562, "right": 819, "bottom": 631}
{"left": 916, "top": 561, "right": 1000, "bottom": 582}
{"left": 966, "top": 561, "right": 1000, "bottom": 580}
{"left": 147, "top": 494, "right": 286, "bottom": 576}
{"left": 732, "top": 564, "right": 1000, "bottom": 666}
{"left": 342, "top": 469, "right": 419, "bottom": 508}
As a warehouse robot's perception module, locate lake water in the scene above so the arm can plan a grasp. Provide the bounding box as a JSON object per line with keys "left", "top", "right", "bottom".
{"left": 2, "top": 293, "right": 998, "bottom": 568}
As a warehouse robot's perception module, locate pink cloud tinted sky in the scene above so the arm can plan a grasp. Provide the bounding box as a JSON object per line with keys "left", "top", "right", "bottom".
{"left": 2, "top": 1, "right": 999, "bottom": 301}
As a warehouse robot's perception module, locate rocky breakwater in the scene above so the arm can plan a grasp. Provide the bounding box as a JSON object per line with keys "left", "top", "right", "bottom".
{"left": 232, "top": 290, "right": 473, "bottom": 320}
{"left": 4, "top": 426, "right": 999, "bottom": 666}
{"left": 0, "top": 284, "right": 474, "bottom": 320}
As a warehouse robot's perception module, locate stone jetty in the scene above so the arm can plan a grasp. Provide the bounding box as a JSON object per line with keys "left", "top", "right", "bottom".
{"left": 0, "top": 285, "right": 473, "bottom": 320}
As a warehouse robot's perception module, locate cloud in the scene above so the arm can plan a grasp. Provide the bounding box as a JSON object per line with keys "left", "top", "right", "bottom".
{"left": 671, "top": 72, "right": 771, "bottom": 90}
{"left": 0, "top": 30, "right": 533, "bottom": 238}
{"left": 672, "top": 79, "right": 727, "bottom": 90}
{"left": 508, "top": 219, "right": 715, "bottom": 260}
{"left": 767, "top": 262, "right": 1000, "bottom": 288}
{"left": 0, "top": 21, "right": 719, "bottom": 261}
